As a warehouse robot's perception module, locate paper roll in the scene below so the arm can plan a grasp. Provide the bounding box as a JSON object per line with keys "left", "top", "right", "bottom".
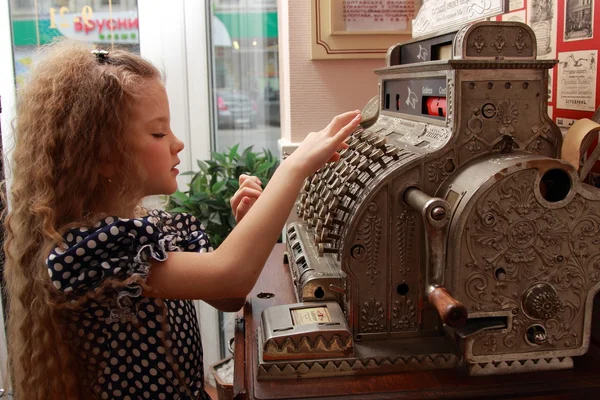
{"left": 561, "top": 118, "right": 600, "bottom": 180}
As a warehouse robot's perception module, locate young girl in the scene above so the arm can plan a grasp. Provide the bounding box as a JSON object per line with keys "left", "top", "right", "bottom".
{"left": 3, "top": 40, "right": 361, "bottom": 400}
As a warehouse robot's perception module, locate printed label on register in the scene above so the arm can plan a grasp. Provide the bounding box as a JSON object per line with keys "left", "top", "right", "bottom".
{"left": 291, "top": 307, "right": 332, "bottom": 325}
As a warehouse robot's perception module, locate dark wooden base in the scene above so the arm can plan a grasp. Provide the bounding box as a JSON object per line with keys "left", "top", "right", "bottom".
{"left": 233, "top": 245, "right": 600, "bottom": 400}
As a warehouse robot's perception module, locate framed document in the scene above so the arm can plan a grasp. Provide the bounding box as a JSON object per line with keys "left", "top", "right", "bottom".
{"left": 311, "top": 0, "right": 421, "bottom": 60}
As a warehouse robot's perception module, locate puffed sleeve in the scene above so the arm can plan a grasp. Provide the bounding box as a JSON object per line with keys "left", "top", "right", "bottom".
{"left": 46, "top": 211, "right": 212, "bottom": 304}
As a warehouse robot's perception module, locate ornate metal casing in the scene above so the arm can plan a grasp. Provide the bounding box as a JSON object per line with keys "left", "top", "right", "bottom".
{"left": 259, "top": 21, "right": 600, "bottom": 379}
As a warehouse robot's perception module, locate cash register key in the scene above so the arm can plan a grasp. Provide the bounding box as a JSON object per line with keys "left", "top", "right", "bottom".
{"left": 324, "top": 213, "right": 344, "bottom": 227}
{"left": 359, "top": 143, "right": 374, "bottom": 156}
{"left": 337, "top": 164, "right": 351, "bottom": 178}
{"left": 299, "top": 192, "right": 307, "bottom": 203}
{"left": 346, "top": 170, "right": 366, "bottom": 189}
{"left": 303, "top": 180, "right": 312, "bottom": 192}
{"left": 336, "top": 185, "right": 357, "bottom": 201}
{"left": 318, "top": 205, "right": 329, "bottom": 219}
{"left": 369, "top": 148, "right": 386, "bottom": 167}
{"left": 316, "top": 219, "right": 325, "bottom": 232}
{"left": 385, "top": 144, "right": 401, "bottom": 160}
{"left": 371, "top": 136, "right": 387, "bottom": 149}
{"left": 329, "top": 198, "right": 350, "bottom": 213}
{"left": 321, "top": 228, "right": 341, "bottom": 242}
{"left": 357, "top": 159, "right": 376, "bottom": 178}
{"left": 348, "top": 137, "right": 361, "bottom": 149}
{"left": 318, "top": 243, "right": 339, "bottom": 256}
{"left": 348, "top": 153, "right": 362, "bottom": 167}
{"left": 355, "top": 142, "right": 368, "bottom": 154}
{"left": 329, "top": 177, "right": 342, "bottom": 190}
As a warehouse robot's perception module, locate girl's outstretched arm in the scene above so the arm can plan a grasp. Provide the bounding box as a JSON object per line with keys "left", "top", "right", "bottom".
{"left": 144, "top": 110, "right": 362, "bottom": 301}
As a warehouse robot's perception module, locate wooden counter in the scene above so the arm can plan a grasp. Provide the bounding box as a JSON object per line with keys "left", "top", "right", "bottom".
{"left": 233, "top": 244, "right": 600, "bottom": 399}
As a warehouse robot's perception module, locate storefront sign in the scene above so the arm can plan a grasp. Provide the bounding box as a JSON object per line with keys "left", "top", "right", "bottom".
{"left": 53, "top": 10, "right": 139, "bottom": 44}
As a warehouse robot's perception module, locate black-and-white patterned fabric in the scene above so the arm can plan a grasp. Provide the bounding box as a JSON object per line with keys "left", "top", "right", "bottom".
{"left": 46, "top": 210, "right": 213, "bottom": 400}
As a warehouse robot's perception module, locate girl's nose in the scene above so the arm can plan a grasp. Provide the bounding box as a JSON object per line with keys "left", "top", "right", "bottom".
{"left": 172, "top": 136, "right": 185, "bottom": 153}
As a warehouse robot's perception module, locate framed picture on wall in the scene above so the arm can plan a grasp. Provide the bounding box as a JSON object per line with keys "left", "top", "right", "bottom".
{"left": 311, "top": 0, "right": 421, "bottom": 60}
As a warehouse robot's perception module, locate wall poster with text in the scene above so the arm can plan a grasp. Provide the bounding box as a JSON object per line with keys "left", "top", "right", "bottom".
{"left": 557, "top": 50, "right": 598, "bottom": 112}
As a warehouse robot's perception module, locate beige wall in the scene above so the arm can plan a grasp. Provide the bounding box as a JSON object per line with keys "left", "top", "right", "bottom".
{"left": 278, "top": 0, "right": 384, "bottom": 143}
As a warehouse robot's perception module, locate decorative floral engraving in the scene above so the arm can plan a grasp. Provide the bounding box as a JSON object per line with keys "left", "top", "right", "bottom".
{"left": 496, "top": 99, "right": 519, "bottom": 126}
{"left": 529, "top": 290, "right": 562, "bottom": 320}
{"left": 467, "top": 108, "right": 484, "bottom": 136}
{"left": 513, "top": 29, "right": 528, "bottom": 53}
{"left": 466, "top": 138, "right": 482, "bottom": 153}
{"left": 361, "top": 297, "right": 385, "bottom": 332}
{"left": 396, "top": 211, "right": 415, "bottom": 276}
{"left": 392, "top": 296, "right": 417, "bottom": 331}
{"left": 428, "top": 158, "right": 451, "bottom": 183}
{"left": 482, "top": 336, "right": 497, "bottom": 353}
{"left": 462, "top": 171, "right": 597, "bottom": 356}
{"left": 491, "top": 30, "right": 506, "bottom": 53}
{"left": 357, "top": 202, "right": 382, "bottom": 285}
{"left": 470, "top": 34, "right": 486, "bottom": 53}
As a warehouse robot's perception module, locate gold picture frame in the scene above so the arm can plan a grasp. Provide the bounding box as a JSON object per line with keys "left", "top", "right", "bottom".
{"left": 311, "top": 0, "right": 422, "bottom": 60}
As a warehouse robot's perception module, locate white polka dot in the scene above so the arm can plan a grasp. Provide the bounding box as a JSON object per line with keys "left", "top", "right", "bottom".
{"left": 47, "top": 269, "right": 53, "bottom": 278}
{"left": 64, "top": 255, "right": 74, "bottom": 263}
{"left": 98, "top": 232, "right": 108, "bottom": 242}
{"left": 76, "top": 248, "right": 85, "bottom": 256}
{"left": 110, "top": 226, "right": 119, "bottom": 235}
{"left": 134, "top": 220, "right": 143, "bottom": 227}
{"left": 89, "top": 270, "right": 97, "bottom": 278}
{"left": 54, "top": 263, "right": 63, "bottom": 271}
{"left": 87, "top": 240, "right": 97, "bottom": 249}
{"left": 146, "top": 226, "right": 154, "bottom": 234}
{"left": 62, "top": 271, "right": 71, "bottom": 279}
{"left": 53, "top": 281, "right": 61, "bottom": 289}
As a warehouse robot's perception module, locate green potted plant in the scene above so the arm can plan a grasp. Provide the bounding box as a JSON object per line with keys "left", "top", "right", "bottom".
{"left": 168, "top": 144, "right": 279, "bottom": 247}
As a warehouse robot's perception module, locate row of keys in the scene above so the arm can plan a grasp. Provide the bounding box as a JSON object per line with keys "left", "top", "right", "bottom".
{"left": 296, "top": 128, "right": 403, "bottom": 256}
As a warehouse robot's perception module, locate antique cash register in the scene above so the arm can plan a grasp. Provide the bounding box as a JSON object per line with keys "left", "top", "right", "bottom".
{"left": 257, "top": 20, "right": 600, "bottom": 379}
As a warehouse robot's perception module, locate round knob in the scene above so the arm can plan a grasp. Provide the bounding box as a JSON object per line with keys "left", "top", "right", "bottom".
{"left": 523, "top": 283, "right": 561, "bottom": 320}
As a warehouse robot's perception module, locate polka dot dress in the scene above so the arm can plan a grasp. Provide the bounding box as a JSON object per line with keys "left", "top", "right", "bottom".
{"left": 47, "top": 210, "right": 213, "bottom": 399}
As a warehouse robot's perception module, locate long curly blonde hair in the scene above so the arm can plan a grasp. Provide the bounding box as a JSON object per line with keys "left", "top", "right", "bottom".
{"left": 3, "top": 40, "right": 161, "bottom": 399}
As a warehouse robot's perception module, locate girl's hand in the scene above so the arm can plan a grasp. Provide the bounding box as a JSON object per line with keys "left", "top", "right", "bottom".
{"left": 230, "top": 174, "right": 263, "bottom": 223}
{"left": 286, "top": 110, "right": 362, "bottom": 177}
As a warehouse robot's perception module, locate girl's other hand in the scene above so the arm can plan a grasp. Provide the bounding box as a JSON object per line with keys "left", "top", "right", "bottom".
{"left": 286, "top": 110, "right": 362, "bottom": 178}
{"left": 230, "top": 174, "right": 263, "bottom": 223}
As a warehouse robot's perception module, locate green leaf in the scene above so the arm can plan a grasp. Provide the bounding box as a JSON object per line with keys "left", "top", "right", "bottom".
{"left": 197, "top": 160, "right": 210, "bottom": 174}
{"left": 209, "top": 212, "right": 222, "bottom": 225}
{"left": 212, "top": 152, "right": 228, "bottom": 165}
{"left": 211, "top": 180, "right": 227, "bottom": 194}
{"left": 228, "top": 144, "right": 240, "bottom": 161}
{"left": 255, "top": 160, "right": 275, "bottom": 175}
{"left": 169, "top": 207, "right": 190, "bottom": 213}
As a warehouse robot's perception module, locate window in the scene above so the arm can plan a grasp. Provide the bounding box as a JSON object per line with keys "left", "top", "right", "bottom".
{"left": 210, "top": 0, "right": 281, "bottom": 156}
{"left": 10, "top": 0, "right": 140, "bottom": 85}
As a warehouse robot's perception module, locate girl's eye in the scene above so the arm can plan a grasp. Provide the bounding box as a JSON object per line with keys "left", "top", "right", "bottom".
{"left": 152, "top": 133, "right": 167, "bottom": 138}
